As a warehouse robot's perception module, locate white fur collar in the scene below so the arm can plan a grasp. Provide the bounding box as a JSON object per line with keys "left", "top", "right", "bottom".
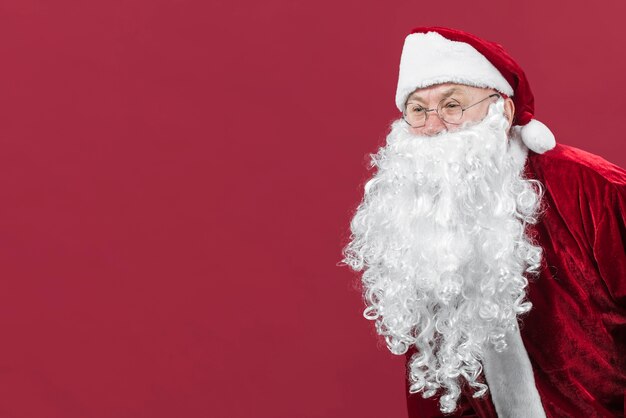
{"left": 482, "top": 323, "right": 546, "bottom": 418}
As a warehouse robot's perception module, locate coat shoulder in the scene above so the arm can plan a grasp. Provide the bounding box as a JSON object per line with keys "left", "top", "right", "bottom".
{"left": 527, "top": 143, "right": 626, "bottom": 189}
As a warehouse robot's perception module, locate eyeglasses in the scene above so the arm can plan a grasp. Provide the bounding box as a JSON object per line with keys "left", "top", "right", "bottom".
{"left": 403, "top": 93, "right": 500, "bottom": 128}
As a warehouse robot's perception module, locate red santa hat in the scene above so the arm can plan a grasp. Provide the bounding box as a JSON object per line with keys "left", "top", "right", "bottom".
{"left": 396, "top": 27, "right": 556, "bottom": 154}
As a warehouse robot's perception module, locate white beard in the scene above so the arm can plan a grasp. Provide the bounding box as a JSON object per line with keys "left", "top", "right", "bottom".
{"left": 343, "top": 100, "right": 543, "bottom": 414}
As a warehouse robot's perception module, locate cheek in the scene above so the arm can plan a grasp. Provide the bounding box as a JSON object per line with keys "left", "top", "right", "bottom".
{"left": 462, "top": 108, "right": 485, "bottom": 124}
{"left": 410, "top": 126, "right": 425, "bottom": 135}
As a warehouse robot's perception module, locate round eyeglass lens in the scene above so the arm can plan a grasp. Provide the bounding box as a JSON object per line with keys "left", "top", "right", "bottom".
{"left": 438, "top": 98, "right": 463, "bottom": 124}
{"left": 404, "top": 106, "right": 426, "bottom": 127}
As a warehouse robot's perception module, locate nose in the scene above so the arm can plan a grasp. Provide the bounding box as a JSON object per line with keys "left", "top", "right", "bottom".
{"left": 422, "top": 111, "right": 447, "bottom": 136}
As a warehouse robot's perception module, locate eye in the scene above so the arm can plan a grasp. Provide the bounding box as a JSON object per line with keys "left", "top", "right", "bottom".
{"left": 443, "top": 101, "right": 460, "bottom": 109}
{"left": 409, "top": 106, "right": 425, "bottom": 114}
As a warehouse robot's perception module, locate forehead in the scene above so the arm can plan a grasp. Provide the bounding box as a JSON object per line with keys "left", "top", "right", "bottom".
{"left": 406, "top": 83, "right": 491, "bottom": 103}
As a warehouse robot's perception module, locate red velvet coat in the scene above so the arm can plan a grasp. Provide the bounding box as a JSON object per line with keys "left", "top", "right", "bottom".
{"left": 406, "top": 144, "right": 626, "bottom": 418}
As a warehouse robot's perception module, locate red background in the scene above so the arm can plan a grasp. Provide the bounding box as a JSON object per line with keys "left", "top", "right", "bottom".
{"left": 1, "top": 1, "right": 625, "bottom": 417}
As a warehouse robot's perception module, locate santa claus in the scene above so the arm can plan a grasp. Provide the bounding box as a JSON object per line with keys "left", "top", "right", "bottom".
{"left": 343, "top": 27, "right": 626, "bottom": 417}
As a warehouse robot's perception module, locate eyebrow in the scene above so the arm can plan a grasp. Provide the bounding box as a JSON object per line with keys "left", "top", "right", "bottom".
{"left": 406, "top": 87, "right": 465, "bottom": 104}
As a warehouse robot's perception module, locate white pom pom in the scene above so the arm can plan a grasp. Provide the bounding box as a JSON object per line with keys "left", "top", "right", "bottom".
{"left": 519, "top": 119, "right": 556, "bottom": 154}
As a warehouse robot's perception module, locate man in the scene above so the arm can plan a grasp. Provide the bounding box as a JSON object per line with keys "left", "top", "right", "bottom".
{"left": 343, "top": 27, "right": 626, "bottom": 417}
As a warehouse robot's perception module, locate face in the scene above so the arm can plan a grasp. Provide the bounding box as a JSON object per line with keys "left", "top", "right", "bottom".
{"left": 404, "top": 83, "right": 515, "bottom": 136}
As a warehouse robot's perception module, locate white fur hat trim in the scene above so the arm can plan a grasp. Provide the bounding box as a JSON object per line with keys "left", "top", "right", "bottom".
{"left": 395, "top": 32, "right": 514, "bottom": 112}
